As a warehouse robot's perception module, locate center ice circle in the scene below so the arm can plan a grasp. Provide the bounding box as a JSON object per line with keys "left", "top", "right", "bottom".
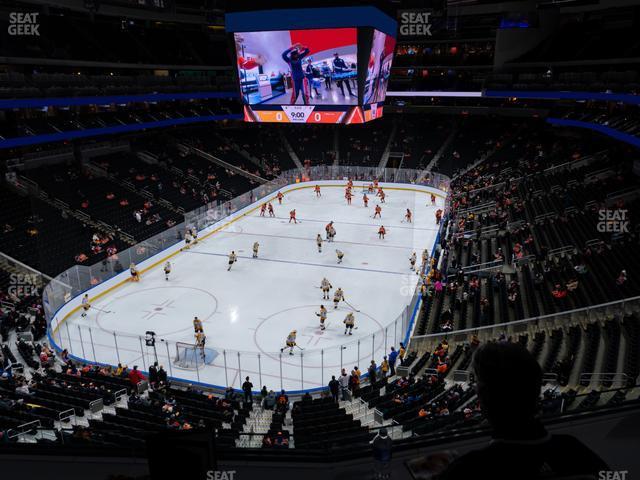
{"left": 96, "top": 286, "right": 218, "bottom": 337}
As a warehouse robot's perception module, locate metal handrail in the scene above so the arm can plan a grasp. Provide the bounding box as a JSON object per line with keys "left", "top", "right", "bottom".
{"left": 411, "top": 295, "right": 640, "bottom": 341}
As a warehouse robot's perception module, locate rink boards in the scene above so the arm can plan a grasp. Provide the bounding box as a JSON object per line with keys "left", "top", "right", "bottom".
{"left": 47, "top": 180, "right": 446, "bottom": 393}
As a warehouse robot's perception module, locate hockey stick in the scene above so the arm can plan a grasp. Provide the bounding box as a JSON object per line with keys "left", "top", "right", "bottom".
{"left": 295, "top": 344, "right": 305, "bottom": 351}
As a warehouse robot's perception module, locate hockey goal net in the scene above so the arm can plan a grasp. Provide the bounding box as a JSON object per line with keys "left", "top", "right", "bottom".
{"left": 173, "top": 342, "right": 218, "bottom": 370}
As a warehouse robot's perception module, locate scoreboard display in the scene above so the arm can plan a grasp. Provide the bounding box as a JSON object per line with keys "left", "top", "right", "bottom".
{"left": 226, "top": 7, "right": 397, "bottom": 124}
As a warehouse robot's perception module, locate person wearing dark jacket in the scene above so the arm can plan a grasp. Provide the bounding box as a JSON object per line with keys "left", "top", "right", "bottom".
{"left": 435, "top": 342, "right": 608, "bottom": 480}
{"left": 332, "top": 52, "right": 353, "bottom": 97}
{"left": 282, "top": 43, "right": 310, "bottom": 105}
{"left": 328, "top": 375, "right": 340, "bottom": 402}
{"left": 371, "top": 427, "right": 392, "bottom": 479}
{"left": 242, "top": 376, "right": 253, "bottom": 404}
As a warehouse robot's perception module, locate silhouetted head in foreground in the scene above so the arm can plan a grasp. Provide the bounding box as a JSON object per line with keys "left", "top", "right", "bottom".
{"left": 473, "top": 342, "right": 542, "bottom": 437}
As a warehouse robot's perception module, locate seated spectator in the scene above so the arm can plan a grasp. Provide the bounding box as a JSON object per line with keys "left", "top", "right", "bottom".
{"left": 128, "top": 365, "right": 145, "bottom": 387}
{"left": 433, "top": 342, "right": 608, "bottom": 479}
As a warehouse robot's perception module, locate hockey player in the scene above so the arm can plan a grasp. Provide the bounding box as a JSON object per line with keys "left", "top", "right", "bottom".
{"left": 325, "top": 221, "right": 334, "bottom": 240}
{"left": 289, "top": 209, "right": 297, "bottom": 224}
{"left": 321, "top": 277, "right": 332, "bottom": 300}
{"left": 376, "top": 186, "right": 384, "bottom": 198}
{"left": 409, "top": 252, "right": 417, "bottom": 270}
{"left": 422, "top": 249, "right": 430, "bottom": 268}
{"left": 345, "top": 190, "right": 353, "bottom": 205}
{"left": 195, "top": 331, "right": 207, "bottom": 359}
{"left": 336, "top": 249, "right": 344, "bottom": 264}
{"left": 183, "top": 230, "right": 192, "bottom": 250}
{"left": 367, "top": 183, "right": 375, "bottom": 194}
{"left": 343, "top": 312, "right": 355, "bottom": 335}
{"left": 268, "top": 203, "right": 275, "bottom": 217}
{"left": 193, "top": 316, "right": 204, "bottom": 333}
{"left": 260, "top": 204, "right": 267, "bottom": 217}
{"left": 363, "top": 193, "right": 369, "bottom": 207}
{"left": 328, "top": 225, "right": 336, "bottom": 242}
{"left": 347, "top": 178, "right": 354, "bottom": 190}
{"left": 430, "top": 193, "right": 436, "bottom": 206}
{"left": 404, "top": 209, "right": 412, "bottom": 223}
{"left": 373, "top": 178, "right": 379, "bottom": 189}
{"left": 252, "top": 242, "right": 260, "bottom": 258}
{"left": 81, "top": 294, "right": 90, "bottom": 317}
{"left": 191, "top": 228, "right": 198, "bottom": 244}
{"left": 130, "top": 263, "right": 140, "bottom": 282}
{"left": 314, "top": 185, "right": 321, "bottom": 197}
{"left": 164, "top": 261, "right": 171, "bottom": 280}
{"left": 281, "top": 330, "right": 297, "bottom": 355}
{"left": 227, "top": 251, "right": 237, "bottom": 271}
{"left": 378, "top": 225, "right": 386, "bottom": 239}
{"left": 316, "top": 305, "right": 328, "bottom": 330}
{"left": 277, "top": 192, "right": 284, "bottom": 205}
{"left": 374, "top": 205, "right": 382, "bottom": 219}
{"left": 333, "top": 287, "right": 345, "bottom": 309}
{"left": 379, "top": 190, "right": 386, "bottom": 203}
{"left": 317, "top": 234, "right": 323, "bottom": 253}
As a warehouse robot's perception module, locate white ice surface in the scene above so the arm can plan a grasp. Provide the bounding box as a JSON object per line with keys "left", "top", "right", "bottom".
{"left": 57, "top": 184, "right": 442, "bottom": 392}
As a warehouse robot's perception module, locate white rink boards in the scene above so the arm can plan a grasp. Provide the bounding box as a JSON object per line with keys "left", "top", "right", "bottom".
{"left": 53, "top": 182, "right": 444, "bottom": 392}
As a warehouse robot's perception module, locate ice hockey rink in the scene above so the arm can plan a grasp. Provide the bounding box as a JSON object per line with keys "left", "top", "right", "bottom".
{"left": 51, "top": 182, "right": 444, "bottom": 392}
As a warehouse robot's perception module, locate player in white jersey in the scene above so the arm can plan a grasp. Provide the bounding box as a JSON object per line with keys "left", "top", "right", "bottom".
{"left": 252, "top": 242, "right": 260, "bottom": 258}
{"left": 130, "top": 263, "right": 140, "bottom": 282}
{"left": 333, "top": 287, "right": 345, "bottom": 309}
{"left": 164, "top": 261, "right": 171, "bottom": 280}
{"left": 343, "top": 312, "right": 355, "bottom": 335}
{"left": 81, "top": 294, "right": 90, "bottom": 317}
{"left": 320, "top": 277, "right": 332, "bottom": 300}
{"left": 183, "top": 231, "right": 192, "bottom": 250}
{"left": 280, "top": 330, "right": 297, "bottom": 355}
{"left": 409, "top": 252, "right": 417, "bottom": 270}
{"left": 336, "top": 249, "right": 344, "bottom": 264}
{"left": 227, "top": 251, "right": 237, "bottom": 271}
{"left": 193, "top": 316, "right": 204, "bottom": 333}
{"left": 195, "top": 331, "right": 207, "bottom": 359}
{"left": 190, "top": 228, "right": 198, "bottom": 244}
{"left": 316, "top": 234, "right": 323, "bottom": 253}
{"left": 316, "top": 305, "right": 328, "bottom": 330}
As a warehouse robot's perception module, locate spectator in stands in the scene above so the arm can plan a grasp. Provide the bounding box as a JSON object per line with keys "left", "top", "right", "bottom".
{"left": 370, "top": 427, "right": 392, "bottom": 480}
{"left": 242, "top": 376, "right": 253, "bottom": 404}
{"left": 381, "top": 356, "right": 389, "bottom": 377}
{"left": 157, "top": 365, "right": 167, "bottom": 386}
{"left": 434, "top": 342, "right": 608, "bottom": 479}
{"left": 551, "top": 284, "right": 567, "bottom": 300}
{"left": 616, "top": 269, "right": 627, "bottom": 287}
{"left": 339, "top": 368, "right": 351, "bottom": 401}
{"left": 328, "top": 375, "right": 340, "bottom": 402}
{"left": 148, "top": 362, "right": 158, "bottom": 388}
{"left": 276, "top": 390, "right": 289, "bottom": 413}
{"left": 128, "top": 365, "right": 145, "bottom": 387}
{"left": 399, "top": 343, "right": 406, "bottom": 365}
{"left": 263, "top": 390, "right": 276, "bottom": 410}
{"left": 368, "top": 360, "right": 378, "bottom": 384}
{"left": 388, "top": 347, "right": 399, "bottom": 376}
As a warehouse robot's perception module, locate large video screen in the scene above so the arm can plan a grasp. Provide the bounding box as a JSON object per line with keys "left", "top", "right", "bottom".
{"left": 234, "top": 28, "right": 358, "bottom": 107}
{"left": 363, "top": 29, "right": 396, "bottom": 105}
